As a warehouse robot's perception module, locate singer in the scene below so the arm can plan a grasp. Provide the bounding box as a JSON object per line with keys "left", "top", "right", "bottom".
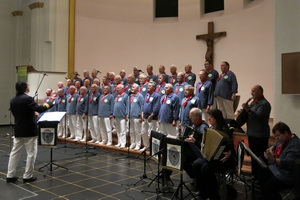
{"left": 6, "top": 81, "right": 54, "bottom": 183}
{"left": 240, "top": 85, "right": 271, "bottom": 180}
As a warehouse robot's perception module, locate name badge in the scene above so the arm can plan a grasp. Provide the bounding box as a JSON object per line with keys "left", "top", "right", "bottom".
{"left": 62, "top": 100, "right": 65, "bottom": 103}
{"left": 133, "top": 98, "right": 137, "bottom": 102}
{"left": 150, "top": 97, "right": 154, "bottom": 101}
{"left": 188, "top": 76, "right": 192, "bottom": 80}
{"left": 142, "top": 88, "right": 146, "bottom": 91}
{"left": 224, "top": 75, "right": 228, "bottom": 79}
{"left": 166, "top": 100, "right": 171, "bottom": 104}
{"left": 162, "top": 90, "right": 165, "bottom": 94}
{"left": 118, "top": 97, "right": 122, "bottom": 102}
{"left": 104, "top": 99, "right": 108, "bottom": 103}
{"left": 201, "top": 87, "right": 205, "bottom": 91}
{"left": 93, "top": 97, "right": 97, "bottom": 101}
{"left": 179, "top": 88, "right": 183, "bottom": 92}
{"left": 71, "top": 97, "right": 74, "bottom": 101}
{"left": 191, "top": 99, "right": 196, "bottom": 104}
{"left": 208, "top": 74, "right": 212, "bottom": 78}
{"left": 81, "top": 98, "right": 84, "bottom": 102}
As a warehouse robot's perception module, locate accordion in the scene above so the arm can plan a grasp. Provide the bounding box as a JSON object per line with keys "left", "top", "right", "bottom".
{"left": 201, "top": 128, "right": 229, "bottom": 161}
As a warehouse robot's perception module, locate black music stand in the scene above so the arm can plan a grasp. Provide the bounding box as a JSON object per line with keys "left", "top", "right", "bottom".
{"left": 38, "top": 112, "right": 68, "bottom": 177}
{"left": 142, "top": 131, "right": 166, "bottom": 197}
{"left": 162, "top": 137, "right": 196, "bottom": 200}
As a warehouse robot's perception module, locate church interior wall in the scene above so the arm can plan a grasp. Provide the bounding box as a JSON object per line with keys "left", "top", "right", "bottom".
{"left": 274, "top": 0, "right": 300, "bottom": 136}
{"left": 74, "top": 0, "right": 274, "bottom": 118}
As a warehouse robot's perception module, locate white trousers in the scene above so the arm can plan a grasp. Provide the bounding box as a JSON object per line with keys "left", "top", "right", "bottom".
{"left": 215, "top": 96, "right": 234, "bottom": 119}
{"left": 7, "top": 136, "right": 38, "bottom": 179}
{"left": 159, "top": 122, "right": 178, "bottom": 138}
{"left": 88, "top": 115, "right": 98, "bottom": 141}
{"left": 76, "top": 115, "right": 87, "bottom": 140}
{"left": 129, "top": 118, "right": 142, "bottom": 148}
{"left": 98, "top": 117, "right": 112, "bottom": 143}
{"left": 68, "top": 114, "right": 77, "bottom": 138}
{"left": 115, "top": 118, "right": 127, "bottom": 146}
{"left": 141, "top": 120, "right": 157, "bottom": 148}
{"left": 57, "top": 116, "right": 66, "bottom": 137}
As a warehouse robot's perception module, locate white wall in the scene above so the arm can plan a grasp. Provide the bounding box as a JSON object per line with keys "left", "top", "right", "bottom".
{"left": 75, "top": 0, "right": 275, "bottom": 118}
{"left": 275, "top": 0, "right": 300, "bottom": 135}
{"left": 0, "top": 1, "right": 17, "bottom": 124}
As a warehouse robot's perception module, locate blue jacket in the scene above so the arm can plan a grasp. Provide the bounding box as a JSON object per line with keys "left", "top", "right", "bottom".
{"left": 269, "top": 135, "right": 300, "bottom": 184}
{"left": 128, "top": 92, "right": 144, "bottom": 118}
{"left": 76, "top": 94, "right": 88, "bottom": 115}
{"left": 87, "top": 92, "right": 100, "bottom": 116}
{"left": 56, "top": 96, "right": 67, "bottom": 112}
{"left": 215, "top": 71, "right": 238, "bottom": 100}
{"left": 66, "top": 93, "right": 79, "bottom": 115}
{"left": 179, "top": 95, "right": 200, "bottom": 126}
{"left": 174, "top": 82, "right": 188, "bottom": 102}
{"left": 98, "top": 94, "right": 114, "bottom": 117}
{"left": 113, "top": 92, "right": 128, "bottom": 118}
{"left": 158, "top": 93, "right": 180, "bottom": 123}
{"left": 185, "top": 72, "right": 196, "bottom": 87}
{"left": 148, "top": 74, "right": 158, "bottom": 83}
{"left": 156, "top": 82, "right": 166, "bottom": 96}
{"left": 195, "top": 80, "right": 214, "bottom": 109}
{"left": 142, "top": 92, "right": 161, "bottom": 120}
{"left": 207, "top": 69, "right": 219, "bottom": 92}
{"left": 246, "top": 97, "right": 271, "bottom": 138}
{"left": 139, "top": 82, "right": 149, "bottom": 97}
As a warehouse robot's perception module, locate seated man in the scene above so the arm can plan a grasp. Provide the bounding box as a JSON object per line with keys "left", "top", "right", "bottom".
{"left": 260, "top": 121, "right": 300, "bottom": 200}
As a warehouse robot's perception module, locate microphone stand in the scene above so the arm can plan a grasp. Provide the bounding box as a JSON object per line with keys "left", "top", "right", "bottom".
{"left": 133, "top": 147, "right": 150, "bottom": 186}
{"left": 34, "top": 73, "right": 47, "bottom": 102}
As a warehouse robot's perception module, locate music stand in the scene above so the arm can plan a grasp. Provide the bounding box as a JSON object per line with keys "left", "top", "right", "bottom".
{"left": 38, "top": 112, "right": 68, "bottom": 176}
{"left": 162, "top": 137, "right": 196, "bottom": 200}
{"left": 225, "top": 119, "right": 245, "bottom": 133}
{"left": 142, "top": 131, "right": 165, "bottom": 196}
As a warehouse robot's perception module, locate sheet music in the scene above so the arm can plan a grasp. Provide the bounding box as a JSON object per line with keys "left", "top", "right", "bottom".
{"left": 38, "top": 112, "right": 66, "bottom": 122}
{"left": 241, "top": 142, "right": 267, "bottom": 168}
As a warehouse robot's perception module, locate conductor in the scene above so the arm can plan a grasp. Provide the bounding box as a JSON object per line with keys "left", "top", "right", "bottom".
{"left": 6, "top": 81, "right": 54, "bottom": 183}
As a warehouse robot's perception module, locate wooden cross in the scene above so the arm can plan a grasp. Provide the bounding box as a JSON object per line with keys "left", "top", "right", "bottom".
{"left": 196, "top": 22, "right": 226, "bottom": 65}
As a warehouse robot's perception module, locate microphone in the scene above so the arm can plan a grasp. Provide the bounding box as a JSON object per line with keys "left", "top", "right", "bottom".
{"left": 95, "top": 69, "right": 101, "bottom": 74}
{"left": 44, "top": 73, "right": 48, "bottom": 76}
{"left": 138, "top": 69, "right": 144, "bottom": 73}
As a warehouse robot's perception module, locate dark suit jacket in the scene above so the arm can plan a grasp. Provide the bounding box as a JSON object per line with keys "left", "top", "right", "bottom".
{"left": 10, "top": 94, "right": 53, "bottom": 137}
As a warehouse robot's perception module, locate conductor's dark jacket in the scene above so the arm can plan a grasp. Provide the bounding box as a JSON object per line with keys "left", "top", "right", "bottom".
{"left": 10, "top": 94, "right": 53, "bottom": 137}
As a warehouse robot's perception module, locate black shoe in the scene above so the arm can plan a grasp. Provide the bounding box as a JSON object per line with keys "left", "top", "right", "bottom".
{"left": 23, "top": 176, "right": 37, "bottom": 183}
{"left": 6, "top": 177, "right": 18, "bottom": 183}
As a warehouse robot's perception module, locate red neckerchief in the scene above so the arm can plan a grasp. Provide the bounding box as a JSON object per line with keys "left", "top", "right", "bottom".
{"left": 101, "top": 93, "right": 108, "bottom": 104}
{"left": 274, "top": 134, "right": 292, "bottom": 158}
{"left": 161, "top": 93, "right": 172, "bottom": 103}
{"left": 170, "top": 74, "right": 176, "bottom": 84}
{"left": 251, "top": 95, "right": 264, "bottom": 105}
{"left": 175, "top": 82, "right": 182, "bottom": 95}
{"left": 121, "top": 75, "right": 125, "bottom": 79}
{"left": 156, "top": 82, "right": 165, "bottom": 93}
{"left": 116, "top": 92, "right": 124, "bottom": 102}
{"left": 89, "top": 91, "right": 97, "bottom": 102}
{"left": 218, "top": 70, "right": 229, "bottom": 81}
{"left": 78, "top": 93, "right": 86, "bottom": 103}
{"left": 148, "top": 72, "right": 153, "bottom": 76}
{"left": 184, "top": 72, "right": 191, "bottom": 82}
{"left": 182, "top": 96, "right": 192, "bottom": 107}
{"left": 130, "top": 91, "right": 138, "bottom": 104}
{"left": 68, "top": 92, "right": 74, "bottom": 102}
{"left": 194, "top": 119, "right": 203, "bottom": 128}
{"left": 198, "top": 79, "right": 207, "bottom": 91}
{"left": 146, "top": 91, "right": 154, "bottom": 103}
{"left": 59, "top": 95, "right": 64, "bottom": 103}
{"left": 139, "top": 81, "right": 148, "bottom": 92}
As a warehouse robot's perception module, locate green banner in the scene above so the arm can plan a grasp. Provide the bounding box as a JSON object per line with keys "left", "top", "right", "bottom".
{"left": 17, "top": 66, "right": 28, "bottom": 82}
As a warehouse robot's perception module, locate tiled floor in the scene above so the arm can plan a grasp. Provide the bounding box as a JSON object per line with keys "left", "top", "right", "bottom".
{"left": 0, "top": 125, "right": 253, "bottom": 200}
